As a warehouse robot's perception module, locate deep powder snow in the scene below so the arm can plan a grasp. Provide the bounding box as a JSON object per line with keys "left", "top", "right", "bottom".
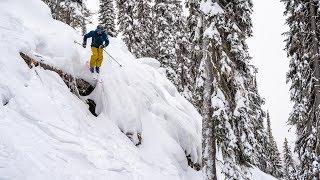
{"left": 0, "top": 0, "right": 278, "bottom": 179}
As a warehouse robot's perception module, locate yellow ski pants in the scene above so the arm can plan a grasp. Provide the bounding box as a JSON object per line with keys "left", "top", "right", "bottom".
{"left": 90, "top": 47, "right": 103, "bottom": 68}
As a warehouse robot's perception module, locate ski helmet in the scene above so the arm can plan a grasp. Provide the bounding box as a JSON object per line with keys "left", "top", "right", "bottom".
{"left": 97, "top": 25, "right": 103, "bottom": 30}
{"left": 96, "top": 25, "right": 104, "bottom": 34}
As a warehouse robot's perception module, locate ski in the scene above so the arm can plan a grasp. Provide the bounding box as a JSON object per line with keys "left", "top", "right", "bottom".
{"left": 92, "top": 73, "right": 103, "bottom": 85}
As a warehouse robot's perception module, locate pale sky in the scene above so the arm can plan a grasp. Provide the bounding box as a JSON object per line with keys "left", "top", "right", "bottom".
{"left": 248, "top": 0, "right": 296, "bottom": 151}
{"left": 86, "top": 0, "right": 296, "bottom": 151}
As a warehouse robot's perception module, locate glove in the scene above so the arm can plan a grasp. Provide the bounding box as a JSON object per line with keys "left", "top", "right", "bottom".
{"left": 99, "top": 44, "right": 105, "bottom": 49}
{"left": 82, "top": 44, "right": 86, "bottom": 48}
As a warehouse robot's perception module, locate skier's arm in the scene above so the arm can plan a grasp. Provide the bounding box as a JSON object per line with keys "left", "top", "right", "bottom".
{"left": 83, "top": 31, "right": 93, "bottom": 46}
{"left": 104, "top": 34, "right": 109, "bottom": 47}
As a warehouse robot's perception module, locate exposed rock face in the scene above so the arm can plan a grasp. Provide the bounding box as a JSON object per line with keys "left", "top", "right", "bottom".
{"left": 20, "top": 52, "right": 95, "bottom": 96}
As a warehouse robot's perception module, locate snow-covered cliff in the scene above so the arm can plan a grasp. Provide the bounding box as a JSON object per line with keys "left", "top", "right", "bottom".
{"left": 0, "top": 0, "right": 202, "bottom": 179}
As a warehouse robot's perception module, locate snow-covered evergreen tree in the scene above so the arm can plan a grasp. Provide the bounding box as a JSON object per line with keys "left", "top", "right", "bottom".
{"left": 197, "top": 0, "right": 270, "bottom": 179}
{"left": 42, "top": 0, "right": 91, "bottom": 31}
{"left": 265, "top": 113, "right": 283, "bottom": 178}
{"left": 185, "top": 0, "right": 203, "bottom": 107}
{"left": 133, "top": 0, "right": 154, "bottom": 58}
{"left": 42, "top": 0, "right": 60, "bottom": 19}
{"left": 143, "top": 0, "right": 192, "bottom": 96}
{"left": 116, "top": 0, "right": 191, "bottom": 94}
{"left": 59, "top": 0, "right": 90, "bottom": 30}
{"left": 116, "top": 0, "right": 137, "bottom": 53}
{"left": 171, "top": 1, "right": 191, "bottom": 93}
{"left": 282, "top": 0, "right": 320, "bottom": 178}
{"left": 249, "top": 75, "right": 270, "bottom": 173}
{"left": 99, "top": 0, "right": 117, "bottom": 37}
{"left": 186, "top": 0, "right": 202, "bottom": 47}
{"left": 282, "top": 138, "right": 297, "bottom": 180}
{"left": 152, "top": 0, "right": 180, "bottom": 87}
{"left": 42, "top": 0, "right": 56, "bottom": 15}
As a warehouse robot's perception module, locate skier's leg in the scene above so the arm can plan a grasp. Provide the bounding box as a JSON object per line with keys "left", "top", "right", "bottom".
{"left": 90, "top": 67, "right": 94, "bottom": 73}
{"left": 96, "top": 48, "right": 103, "bottom": 73}
{"left": 90, "top": 47, "right": 98, "bottom": 73}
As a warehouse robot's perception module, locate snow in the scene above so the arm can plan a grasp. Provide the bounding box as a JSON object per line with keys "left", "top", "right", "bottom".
{"left": 215, "top": 150, "right": 279, "bottom": 180}
{"left": 137, "top": 57, "right": 161, "bottom": 69}
{"left": 0, "top": 0, "right": 279, "bottom": 179}
{"left": 249, "top": 167, "right": 279, "bottom": 180}
{"left": 0, "top": 0, "right": 202, "bottom": 179}
{"left": 200, "top": 1, "right": 224, "bottom": 16}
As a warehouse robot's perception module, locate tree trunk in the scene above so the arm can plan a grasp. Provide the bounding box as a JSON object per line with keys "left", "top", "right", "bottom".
{"left": 202, "top": 36, "right": 217, "bottom": 180}
{"left": 309, "top": 2, "right": 320, "bottom": 179}
{"left": 309, "top": 0, "right": 320, "bottom": 158}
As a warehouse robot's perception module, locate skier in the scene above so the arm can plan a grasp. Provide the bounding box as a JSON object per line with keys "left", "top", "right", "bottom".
{"left": 82, "top": 25, "right": 109, "bottom": 74}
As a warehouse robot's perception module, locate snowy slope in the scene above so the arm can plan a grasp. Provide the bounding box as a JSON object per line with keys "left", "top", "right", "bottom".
{"left": 0, "top": 0, "right": 201, "bottom": 179}
{"left": 0, "top": 0, "right": 278, "bottom": 180}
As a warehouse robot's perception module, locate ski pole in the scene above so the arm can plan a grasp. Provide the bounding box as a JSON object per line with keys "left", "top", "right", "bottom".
{"left": 74, "top": 41, "right": 122, "bottom": 67}
{"left": 102, "top": 49, "right": 122, "bottom": 67}
{"left": 74, "top": 40, "right": 82, "bottom": 46}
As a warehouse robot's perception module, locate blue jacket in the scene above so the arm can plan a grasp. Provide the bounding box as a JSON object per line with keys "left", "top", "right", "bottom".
{"left": 83, "top": 30, "right": 109, "bottom": 48}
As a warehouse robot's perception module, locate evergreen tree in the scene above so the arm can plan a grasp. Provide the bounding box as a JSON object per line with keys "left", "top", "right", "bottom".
{"left": 283, "top": 138, "right": 297, "bottom": 180}
{"left": 197, "top": 0, "right": 269, "bottom": 179}
{"left": 153, "top": 0, "right": 180, "bottom": 87}
{"left": 133, "top": 0, "right": 154, "bottom": 58}
{"left": 42, "top": 0, "right": 60, "bottom": 19}
{"left": 265, "top": 113, "right": 283, "bottom": 178}
{"left": 186, "top": 0, "right": 202, "bottom": 46}
{"left": 42, "top": 0, "right": 91, "bottom": 31}
{"left": 282, "top": 0, "right": 320, "bottom": 178}
{"left": 116, "top": 0, "right": 190, "bottom": 94}
{"left": 116, "top": 0, "right": 137, "bottom": 53}
{"left": 186, "top": 0, "right": 203, "bottom": 107}
{"left": 249, "top": 75, "right": 270, "bottom": 173}
{"left": 114, "top": 0, "right": 190, "bottom": 94}
{"left": 99, "top": 0, "right": 117, "bottom": 37}
{"left": 116, "top": 0, "right": 154, "bottom": 58}
{"left": 171, "top": 0, "right": 191, "bottom": 93}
